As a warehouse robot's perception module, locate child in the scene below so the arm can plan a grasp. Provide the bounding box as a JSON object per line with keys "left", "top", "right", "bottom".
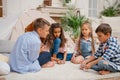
{"left": 80, "top": 23, "right": 120, "bottom": 75}
{"left": 71, "top": 21, "right": 95, "bottom": 64}
{"left": 45, "top": 23, "right": 69, "bottom": 64}
{"left": 9, "top": 18, "right": 53, "bottom": 73}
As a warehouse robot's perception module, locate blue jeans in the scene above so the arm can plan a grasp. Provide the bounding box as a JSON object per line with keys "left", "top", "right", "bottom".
{"left": 91, "top": 60, "right": 119, "bottom": 72}
{"left": 57, "top": 53, "right": 73, "bottom": 61}
{"left": 82, "top": 52, "right": 91, "bottom": 58}
{"left": 51, "top": 38, "right": 61, "bottom": 54}
{"left": 38, "top": 51, "right": 51, "bottom": 66}
{"left": 51, "top": 38, "right": 73, "bottom": 61}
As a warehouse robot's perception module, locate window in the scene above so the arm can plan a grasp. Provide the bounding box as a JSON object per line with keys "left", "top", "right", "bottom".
{"left": 88, "top": 0, "right": 98, "bottom": 17}
{"left": 88, "top": 0, "right": 104, "bottom": 18}
{"left": 0, "top": 0, "right": 3, "bottom": 17}
{"left": 0, "top": 0, "right": 6, "bottom": 17}
{"left": 44, "top": 0, "right": 52, "bottom": 6}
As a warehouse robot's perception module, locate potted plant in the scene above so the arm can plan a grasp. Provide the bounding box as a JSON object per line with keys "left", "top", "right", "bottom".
{"left": 61, "top": 0, "right": 71, "bottom": 6}
{"left": 101, "top": 0, "right": 120, "bottom": 17}
{"left": 61, "top": 7, "right": 88, "bottom": 41}
{"left": 101, "top": 0, "right": 120, "bottom": 32}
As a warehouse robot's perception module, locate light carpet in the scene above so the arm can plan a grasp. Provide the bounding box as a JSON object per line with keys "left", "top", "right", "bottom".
{"left": 0, "top": 61, "right": 120, "bottom": 80}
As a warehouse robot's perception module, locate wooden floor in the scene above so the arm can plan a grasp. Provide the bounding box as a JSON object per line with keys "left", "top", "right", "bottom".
{"left": 98, "top": 77, "right": 120, "bottom": 80}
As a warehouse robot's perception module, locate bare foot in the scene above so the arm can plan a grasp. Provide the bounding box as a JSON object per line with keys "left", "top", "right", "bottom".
{"left": 51, "top": 57, "right": 61, "bottom": 64}
{"left": 99, "top": 70, "right": 110, "bottom": 75}
{"left": 60, "top": 60, "right": 65, "bottom": 64}
{"left": 57, "top": 60, "right": 65, "bottom": 64}
{"left": 42, "top": 61, "right": 55, "bottom": 68}
{"left": 51, "top": 57, "right": 59, "bottom": 61}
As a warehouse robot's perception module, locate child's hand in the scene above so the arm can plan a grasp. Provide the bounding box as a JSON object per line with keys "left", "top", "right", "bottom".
{"left": 84, "top": 63, "right": 92, "bottom": 70}
{"left": 80, "top": 60, "right": 87, "bottom": 70}
{"left": 40, "top": 45, "right": 45, "bottom": 53}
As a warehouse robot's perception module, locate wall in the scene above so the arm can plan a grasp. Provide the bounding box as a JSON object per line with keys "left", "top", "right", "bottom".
{"left": 0, "top": 0, "right": 44, "bottom": 40}
{"left": 75, "top": 0, "right": 87, "bottom": 16}
{"left": 52, "top": 0, "right": 63, "bottom": 7}
{"left": 7, "top": 0, "right": 43, "bottom": 15}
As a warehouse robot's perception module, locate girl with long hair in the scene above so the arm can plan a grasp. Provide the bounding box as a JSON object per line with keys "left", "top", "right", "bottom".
{"left": 71, "top": 21, "right": 95, "bottom": 64}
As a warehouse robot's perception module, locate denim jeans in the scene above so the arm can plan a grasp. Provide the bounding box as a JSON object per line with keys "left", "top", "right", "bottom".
{"left": 51, "top": 38, "right": 73, "bottom": 61}
{"left": 57, "top": 53, "right": 73, "bottom": 61}
{"left": 38, "top": 51, "right": 51, "bottom": 66}
{"left": 82, "top": 52, "right": 91, "bottom": 58}
{"left": 51, "top": 38, "right": 61, "bottom": 54}
{"left": 91, "top": 60, "right": 119, "bottom": 72}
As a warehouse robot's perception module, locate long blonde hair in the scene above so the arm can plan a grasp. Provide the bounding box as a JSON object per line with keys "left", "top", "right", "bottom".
{"left": 77, "top": 21, "right": 95, "bottom": 55}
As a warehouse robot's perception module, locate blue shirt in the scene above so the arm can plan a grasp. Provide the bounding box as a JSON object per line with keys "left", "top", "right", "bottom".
{"left": 94, "top": 37, "right": 120, "bottom": 71}
{"left": 9, "top": 31, "right": 41, "bottom": 73}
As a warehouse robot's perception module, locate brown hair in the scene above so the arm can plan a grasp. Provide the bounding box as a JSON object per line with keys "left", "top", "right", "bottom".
{"left": 33, "top": 18, "right": 50, "bottom": 31}
{"left": 77, "top": 21, "right": 95, "bottom": 54}
{"left": 46, "top": 23, "right": 67, "bottom": 48}
{"left": 95, "top": 23, "right": 112, "bottom": 35}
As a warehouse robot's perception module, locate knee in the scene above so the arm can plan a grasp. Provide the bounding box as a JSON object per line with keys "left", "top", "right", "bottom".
{"left": 98, "top": 60, "right": 108, "bottom": 67}
{"left": 54, "top": 38, "right": 61, "bottom": 44}
{"left": 41, "top": 51, "right": 51, "bottom": 58}
{"left": 46, "top": 52, "right": 51, "bottom": 58}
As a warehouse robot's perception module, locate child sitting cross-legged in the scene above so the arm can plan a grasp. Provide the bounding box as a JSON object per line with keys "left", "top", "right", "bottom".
{"left": 71, "top": 21, "right": 95, "bottom": 64}
{"left": 80, "top": 23, "right": 120, "bottom": 75}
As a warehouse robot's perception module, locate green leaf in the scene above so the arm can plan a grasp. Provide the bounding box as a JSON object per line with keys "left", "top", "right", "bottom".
{"left": 61, "top": 7, "right": 88, "bottom": 39}
{"left": 101, "top": 0, "right": 120, "bottom": 17}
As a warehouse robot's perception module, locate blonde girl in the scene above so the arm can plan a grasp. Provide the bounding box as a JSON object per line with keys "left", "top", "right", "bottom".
{"left": 71, "top": 21, "right": 95, "bottom": 64}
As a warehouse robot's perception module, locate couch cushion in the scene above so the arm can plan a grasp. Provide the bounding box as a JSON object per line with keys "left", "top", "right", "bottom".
{"left": 0, "top": 54, "right": 9, "bottom": 63}
{"left": 0, "top": 61, "right": 10, "bottom": 75}
{"left": 0, "top": 40, "right": 15, "bottom": 53}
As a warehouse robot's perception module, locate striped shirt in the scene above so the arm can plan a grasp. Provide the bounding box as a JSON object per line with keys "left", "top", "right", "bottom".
{"left": 94, "top": 36, "right": 120, "bottom": 71}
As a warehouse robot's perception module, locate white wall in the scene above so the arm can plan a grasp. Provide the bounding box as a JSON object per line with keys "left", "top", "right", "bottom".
{"left": 7, "top": 0, "right": 21, "bottom": 15}
{"left": 0, "top": 0, "right": 44, "bottom": 40}
{"left": 52, "top": 0, "right": 63, "bottom": 7}
{"left": 51, "top": 0, "right": 76, "bottom": 7}
{"left": 7, "top": 0, "right": 43, "bottom": 15}
{"left": 75, "top": 0, "right": 89, "bottom": 16}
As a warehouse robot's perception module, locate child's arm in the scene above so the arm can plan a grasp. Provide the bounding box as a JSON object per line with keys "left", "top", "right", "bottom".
{"left": 39, "top": 43, "right": 45, "bottom": 53}
{"left": 59, "top": 51, "right": 67, "bottom": 64}
{"left": 72, "top": 41, "right": 81, "bottom": 57}
{"left": 61, "top": 43, "right": 67, "bottom": 64}
{"left": 63, "top": 51, "right": 67, "bottom": 61}
{"left": 84, "top": 57, "right": 103, "bottom": 70}
{"left": 40, "top": 45, "right": 44, "bottom": 53}
{"left": 80, "top": 56, "right": 95, "bottom": 69}
{"left": 82, "top": 56, "right": 95, "bottom": 64}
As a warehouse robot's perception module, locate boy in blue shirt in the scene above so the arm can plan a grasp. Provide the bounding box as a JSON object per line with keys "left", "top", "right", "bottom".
{"left": 80, "top": 23, "right": 120, "bottom": 75}
{"left": 9, "top": 18, "right": 54, "bottom": 73}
